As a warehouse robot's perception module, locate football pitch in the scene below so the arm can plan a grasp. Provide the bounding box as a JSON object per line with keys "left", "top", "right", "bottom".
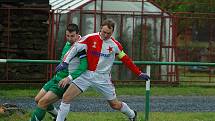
{"left": 1, "top": 86, "right": 215, "bottom": 121}
{"left": 1, "top": 112, "right": 215, "bottom": 121}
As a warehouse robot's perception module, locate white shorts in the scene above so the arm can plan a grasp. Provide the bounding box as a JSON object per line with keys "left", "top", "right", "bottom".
{"left": 72, "top": 70, "right": 116, "bottom": 100}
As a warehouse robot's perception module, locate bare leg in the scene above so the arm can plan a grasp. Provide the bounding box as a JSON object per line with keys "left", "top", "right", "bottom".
{"left": 30, "top": 91, "right": 59, "bottom": 121}
{"left": 108, "top": 99, "right": 135, "bottom": 119}
{"left": 56, "top": 83, "right": 82, "bottom": 121}
{"left": 34, "top": 89, "right": 47, "bottom": 104}
{"left": 37, "top": 91, "right": 59, "bottom": 109}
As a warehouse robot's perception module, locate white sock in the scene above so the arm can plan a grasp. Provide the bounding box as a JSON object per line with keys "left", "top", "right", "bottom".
{"left": 56, "top": 102, "right": 70, "bottom": 121}
{"left": 120, "top": 102, "right": 135, "bottom": 118}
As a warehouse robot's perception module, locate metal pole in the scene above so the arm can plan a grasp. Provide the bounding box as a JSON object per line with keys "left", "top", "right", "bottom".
{"left": 0, "top": 59, "right": 60, "bottom": 64}
{"left": 1, "top": 59, "right": 215, "bottom": 66}
{"left": 145, "top": 65, "right": 150, "bottom": 121}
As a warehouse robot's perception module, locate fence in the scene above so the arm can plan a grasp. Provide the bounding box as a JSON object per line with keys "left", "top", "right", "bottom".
{"left": 1, "top": 2, "right": 215, "bottom": 84}
{"left": 1, "top": 59, "right": 215, "bottom": 85}
{"left": 1, "top": 59, "right": 215, "bottom": 121}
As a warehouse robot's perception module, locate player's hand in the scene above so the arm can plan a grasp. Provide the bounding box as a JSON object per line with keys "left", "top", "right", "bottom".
{"left": 58, "top": 77, "right": 70, "bottom": 88}
{"left": 139, "top": 72, "right": 150, "bottom": 81}
{"left": 56, "top": 62, "right": 68, "bottom": 72}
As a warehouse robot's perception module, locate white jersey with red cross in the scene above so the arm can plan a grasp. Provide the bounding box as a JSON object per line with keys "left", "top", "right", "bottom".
{"left": 63, "top": 32, "right": 142, "bottom": 75}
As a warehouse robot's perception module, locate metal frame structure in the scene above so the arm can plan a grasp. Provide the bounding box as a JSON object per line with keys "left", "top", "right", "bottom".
{"left": 173, "top": 12, "right": 215, "bottom": 84}
{"left": 1, "top": 0, "right": 215, "bottom": 85}
{"left": 48, "top": 0, "right": 176, "bottom": 84}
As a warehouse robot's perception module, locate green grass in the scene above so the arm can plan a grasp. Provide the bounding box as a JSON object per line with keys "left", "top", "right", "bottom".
{"left": 1, "top": 85, "right": 215, "bottom": 121}
{"left": 1, "top": 85, "right": 215, "bottom": 99}
{"left": 177, "top": 39, "right": 211, "bottom": 48}
{"left": 1, "top": 112, "right": 215, "bottom": 121}
{"left": 179, "top": 71, "right": 215, "bottom": 83}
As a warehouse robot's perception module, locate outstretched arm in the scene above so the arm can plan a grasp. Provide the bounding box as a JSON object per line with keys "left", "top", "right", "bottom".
{"left": 118, "top": 50, "right": 149, "bottom": 81}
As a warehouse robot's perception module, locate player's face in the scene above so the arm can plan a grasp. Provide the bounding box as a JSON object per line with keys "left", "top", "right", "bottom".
{"left": 100, "top": 25, "right": 113, "bottom": 41}
{"left": 66, "top": 30, "right": 78, "bottom": 43}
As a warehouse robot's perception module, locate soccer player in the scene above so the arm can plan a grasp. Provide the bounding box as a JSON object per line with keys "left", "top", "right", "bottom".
{"left": 56, "top": 19, "right": 149, "bottom": 121}
{"left": 30, "top": 23, "right": 87, "bottom": 121}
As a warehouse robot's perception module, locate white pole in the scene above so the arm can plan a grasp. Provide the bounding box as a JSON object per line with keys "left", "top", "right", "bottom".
{"left": 145, "top": 65, "right": 150, "bottom": 121}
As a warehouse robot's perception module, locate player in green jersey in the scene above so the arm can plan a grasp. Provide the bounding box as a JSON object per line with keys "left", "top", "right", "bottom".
{"left": 30, "top": 23, "right": 87, "bottom": 121}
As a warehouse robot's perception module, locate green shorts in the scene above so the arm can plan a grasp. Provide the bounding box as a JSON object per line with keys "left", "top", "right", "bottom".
{"left": 43, "top": 71, "right": 69, "bottom": 98}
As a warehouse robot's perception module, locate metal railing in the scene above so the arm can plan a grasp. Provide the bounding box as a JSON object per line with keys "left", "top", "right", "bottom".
{"left": 1, "top": 59, "right": 215, "bottom": 121}
{"left": 1, "top": 59, "right": 215, "bottom": 66}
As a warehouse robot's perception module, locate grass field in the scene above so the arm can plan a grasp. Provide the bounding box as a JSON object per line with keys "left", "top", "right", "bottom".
{"left": 1, "top": 112, "right": 215, "bottom": 121}
{"left": 1, "top": 85, "right": 215, "bottom": 98}
{"left": 1, "top": 85, "right": 215, "bottom": 121}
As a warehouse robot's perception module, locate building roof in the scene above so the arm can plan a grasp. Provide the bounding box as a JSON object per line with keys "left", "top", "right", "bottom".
{"left": 49, "top": 0, "right": 167, "bottom": 15}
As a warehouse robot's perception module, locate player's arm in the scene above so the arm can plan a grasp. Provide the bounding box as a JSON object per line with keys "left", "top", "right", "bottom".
{"left": 67, "top": 49, "right": 88, "bottom": 81}
{"left": 56, "top": 43, "right": 86, "bottom": 72}
{"left": 55, "top": 42, "right": 72, "bottom": 72}
{"left": 117, "top": 50, "right": 149, "bottom": 81}
{"left": 58, "top": 49, "right": 88, "bottom": 88}
{"left": 118, "top": 50, "right": 141, "bottom": 76}
{"left": 63, "top": 35, "right": 88, "bottom": 63}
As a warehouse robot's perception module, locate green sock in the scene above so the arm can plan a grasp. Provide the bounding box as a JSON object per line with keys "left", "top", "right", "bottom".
{"left": 47, "top": 104, "right": 58, "bottom": 117}
{"left": 47, "top": 104, "right": 54, "bottom": 111}
{"left": 30, "top": 107, "right": 46, "bottom": 121}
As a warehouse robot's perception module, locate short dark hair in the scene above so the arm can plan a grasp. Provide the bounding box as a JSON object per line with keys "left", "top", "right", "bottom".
{"left": 101, "top": 19, "right": 115, "bottom": 31}
{"left": 67, "top": 23, "right": 79, "bottom": 33}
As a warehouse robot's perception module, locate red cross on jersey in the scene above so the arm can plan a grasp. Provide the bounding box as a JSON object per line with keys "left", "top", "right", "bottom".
{"left": 63, "top": 32, "right": 141, "bottom": 75}
{"left": 107, "top": 46, "right": 113, "bottom": 53}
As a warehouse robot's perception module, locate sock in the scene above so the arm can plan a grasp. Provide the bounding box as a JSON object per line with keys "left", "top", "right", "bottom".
{"left": 120, "top": 102, "right": 135, "bottom": 118}
{"left": 30, "top": 107, "right": 46, "bottom": 121}
{"left": 56, "top": 102, "right": 70, "bottom": 121}
{"left": 47, "top": 104, "right": 58, "bottom": 117}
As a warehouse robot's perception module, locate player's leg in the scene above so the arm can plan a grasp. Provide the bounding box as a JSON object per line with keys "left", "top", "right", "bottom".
{"left": 34, "top": 78, "right": 55, "bottom": 104}
{"left": 56, "top": 83, "right": 82, "bottom": 121}
{"left": 94, "top": 73, "right": 136, "bottom": 121}
{"left": 31, "top": 78, "right": 59, "bottom": 121}
{"left": 32, "top": 90, "right": 58, "bottom": 120}
{"left": 38, "top": 91, "right": 59, "bottom": 111}
{"left": 35, "top": 89, "right": 58, "bottom": 117}
{"left": 30, "top": 80, "right": 52, "bottom": 121}
{"left": 35, "top": 89, "right": 58, "bottom": 116}
{"left": 46, "top": 83, "right": 69, "bottom": 120}
{"left": 34, "top": 88, "right": 47, "bottom": 104}
{"left": 108, "top": 99, "right": 137, "bottom": 121}
{"left": 57, "top": 72, "right": 91, "bottom": 121}
{"left": 31, "top": 91, "right": 59, "bottom": 121}
{"left": 97, "top": 87, "right": 136, "bottom": 119}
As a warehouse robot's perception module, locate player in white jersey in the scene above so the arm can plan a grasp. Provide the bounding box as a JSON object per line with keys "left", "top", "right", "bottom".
{"left": 56, "top": 19, "right": 150, "bottom": 121}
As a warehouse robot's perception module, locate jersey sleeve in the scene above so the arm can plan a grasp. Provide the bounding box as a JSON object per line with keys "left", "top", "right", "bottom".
{"left": 62, "top": 42, "right": 87, "bottom": 63}
{"left": 78, "top": 34, "right": 89, "bottom": 44}
{"left": 117, "top": 50, "right": 142, "bottom": 76}
{"left": 112, "top": 39, "right": 142, "bottom": 76}
{"left": 68, "top": 49, "right": 88, "bottom": 80}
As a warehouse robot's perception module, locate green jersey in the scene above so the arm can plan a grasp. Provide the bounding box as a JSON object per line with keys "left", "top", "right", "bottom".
{"left": 43, "top": 40, "right": 87, "bottom": 97}
{"left": 55, "top": 41, "right": 87, "bottom": 81}
{"left": 60, "top": 41, "right": 72, "bottom": 61}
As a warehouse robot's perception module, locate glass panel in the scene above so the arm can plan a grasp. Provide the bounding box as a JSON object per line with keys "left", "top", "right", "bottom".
{"left": 83, "top": 1, "right": 162, "bottom": 15}
{"left": 133, "top": 16, "right": 142, "bottom": 60}
{"left": 81, "top": 14, "right": 101, "bottom": 35}
{"left": 51, "top": 0, "right": 65, "bottom": 9}
{"left": 121, "top": 15, "right": 133, "bottom": 57}
{"left": 144, "top": 2, "right": 162, "bottom": 13}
